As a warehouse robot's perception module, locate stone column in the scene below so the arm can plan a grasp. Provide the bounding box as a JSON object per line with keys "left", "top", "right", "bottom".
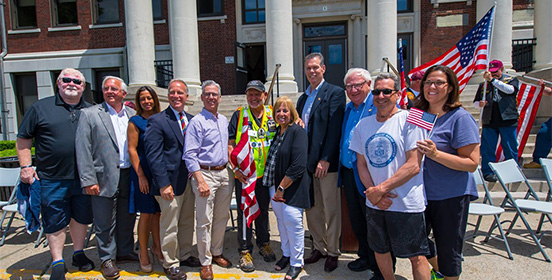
{"left": 352, "top": 15, "right": 364, "bottom": 68}
{"left": 367, "top": 0, "right": 397, "bottom": 75}
{"left": 477, "top": 0, "right": 513, "bottom": 70}
{"left": 534, "top": 0, "right": 552, "bottom": 70}
{"left": 124, "top": 0, "right": 156, "bottom": 86}
{"left": 168, "top": 0, "right": 201, "bottom": 95}
{"left": 265, "top": 0, "right": 298, "bottom": 94}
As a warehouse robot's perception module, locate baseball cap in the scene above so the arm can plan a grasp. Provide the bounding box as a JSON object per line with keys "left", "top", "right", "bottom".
{"left": 488, "top": 60, "right": 503, "bottom": 72}
{"left": 245, "top": 80, "right": 265, "bottom": 92}
{"left": 410, "top": 70, "right": 425, "bottom": 81}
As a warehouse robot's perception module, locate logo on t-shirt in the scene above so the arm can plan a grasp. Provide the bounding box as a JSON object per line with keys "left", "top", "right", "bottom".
{"left": 365, "top": 133, "right": 397, "bottom": 168}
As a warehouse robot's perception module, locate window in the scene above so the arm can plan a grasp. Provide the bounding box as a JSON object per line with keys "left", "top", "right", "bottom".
{"left": 52, "top": 0, "right": 78, "bottom": 26}
{"left": 243, "top": 0, "right": 264, "bottom": 24}
{"left": 11, "top": 0, "right": 37, "bottom": 29}
{"left": 197, "top": 0, "right": 223, "bottom": 17}
{"left": 93, "top": 0, "right": 120, "bottom": 24}
{"left": 13, "top": 73, "right": 38, "bottom": 124}
{"left": 152, "top": 0, "right": 163, "bottom": 20}
{"left": 398, "top": 0, "right": 413, "bottom": 13}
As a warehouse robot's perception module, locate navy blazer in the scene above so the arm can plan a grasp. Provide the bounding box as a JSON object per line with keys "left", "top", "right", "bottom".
{"left": 296, "top": 81, "right": 345, "bottom": 174}
{"left": 144, "top": 107, "right": 193, "bottom": 196}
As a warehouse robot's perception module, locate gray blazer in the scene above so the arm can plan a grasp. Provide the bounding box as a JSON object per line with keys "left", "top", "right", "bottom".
{"left": 76, "top": 102, "right": 136, "bottom": 198}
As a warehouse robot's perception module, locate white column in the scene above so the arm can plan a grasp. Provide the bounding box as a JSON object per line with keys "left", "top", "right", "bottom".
{"left": 534, "top": 0, "right": 552, "bottom": 70}
{"left": 265, "top": 0, "right": 298, "bottom": 94}
{"left": 125, "top": 0, "right": 156, "bottom": 86}
{"left": 352, "top": 15, "right": 363, "bottom": 68}
{"left": 367, "top": 0, "right": 397, "bottom": 75}
{"left": 168, "top": 0, "right": 201, "bottom": 95}
{"left": 293, "top": 18, "right": 303, "bottom": 91}
{"left": 477, "top": 0, "right": 513, "bottom": 70}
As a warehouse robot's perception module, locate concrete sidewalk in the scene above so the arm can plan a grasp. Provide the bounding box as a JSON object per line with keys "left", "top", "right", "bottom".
{"left": 1, "top": 204, "right": 552, "bottom": 279}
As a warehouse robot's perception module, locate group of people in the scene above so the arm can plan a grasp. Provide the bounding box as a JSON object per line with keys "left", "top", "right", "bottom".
{"left": 15, "top": 53, "right": 550, "bottom": 280}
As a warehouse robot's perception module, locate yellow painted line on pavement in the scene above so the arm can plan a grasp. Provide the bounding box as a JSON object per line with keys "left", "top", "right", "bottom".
{"left": 0, "top": 269, "right": 283, "bottom": 279}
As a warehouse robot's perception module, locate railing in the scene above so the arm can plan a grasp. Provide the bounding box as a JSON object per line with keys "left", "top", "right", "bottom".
{"left": 154, "top": 60, "right": 174, "bottom": 88}
{"left": 512, "top": 38, "right": 536, "bottom": 73}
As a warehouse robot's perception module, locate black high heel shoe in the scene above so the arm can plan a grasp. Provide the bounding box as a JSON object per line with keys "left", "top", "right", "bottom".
{"left": 285, "top": 266, "right": 302, "bottom": 280}
{"left": 275, "top": 256, "right": 290, "bottom": 271}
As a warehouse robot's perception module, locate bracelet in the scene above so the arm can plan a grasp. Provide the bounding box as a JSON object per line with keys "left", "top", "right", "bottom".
{"left": 233, "top": 166, "right": 239, "bottom": 172}
{"left": 20, "top": 165, "right": 33, "bottom": 169}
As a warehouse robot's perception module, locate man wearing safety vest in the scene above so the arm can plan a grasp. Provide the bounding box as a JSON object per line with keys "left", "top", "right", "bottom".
{"left": 228, "top": 80, "right": 278, "bottom": 272}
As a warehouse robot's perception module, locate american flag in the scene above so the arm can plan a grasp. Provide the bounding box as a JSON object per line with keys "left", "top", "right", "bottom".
{"left": 407, "top": 108, "right": 438, "bottom": 131}
{"left": 495, "top": 81, "right": 544, "bottom": 161}
{"left": 230, "top": 114, "right": 260, "bottom": 228}
{"left": 398, "top": 44, "right": 409, "bottom": 108}
{"left": 408, "top": 6, "right": 495, "bottom": 93}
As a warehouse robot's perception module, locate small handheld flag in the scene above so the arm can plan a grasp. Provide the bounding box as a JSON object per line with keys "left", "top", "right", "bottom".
{"left": 406, "top": 108, "right": 437, "bottom": 131}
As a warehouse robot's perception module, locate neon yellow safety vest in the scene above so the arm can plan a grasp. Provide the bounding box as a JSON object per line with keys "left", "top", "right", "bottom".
{"left": 235, "top": 105, "right": 276, "bottom": 178}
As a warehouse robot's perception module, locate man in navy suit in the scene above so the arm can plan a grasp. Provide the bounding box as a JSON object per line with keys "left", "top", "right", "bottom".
{"left": 144, "top": 79, "right": 199, "bottom": 280}
{"left": 297, "top": 52, "right": 345, "bottom": 272}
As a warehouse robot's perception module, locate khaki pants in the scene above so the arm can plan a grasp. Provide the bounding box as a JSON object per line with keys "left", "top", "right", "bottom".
{"left": 155, "top": 183, "right": 195, "bottom": 269}
{"left": 191, "top": 168, "right": 234, "bottom": 266}
{"left": 305, "top": 172, "right": 342, "bottom": 257}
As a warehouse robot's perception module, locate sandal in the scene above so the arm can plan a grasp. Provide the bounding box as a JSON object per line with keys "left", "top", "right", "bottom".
{"left": 275, "top": 256, "right": 290, "bottom": 271}
{"left": 285, "top": 266, "right": 302, "bottom": 280}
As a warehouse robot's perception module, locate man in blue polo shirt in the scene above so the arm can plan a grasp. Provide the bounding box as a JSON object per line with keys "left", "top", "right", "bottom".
{"left": 17, "top": 68, "right": 94, "bottom": 280}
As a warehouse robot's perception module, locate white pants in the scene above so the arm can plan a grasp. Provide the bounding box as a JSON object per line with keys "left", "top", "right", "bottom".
{"left": 270, "top": 186, "right": 304, "bottom": 268}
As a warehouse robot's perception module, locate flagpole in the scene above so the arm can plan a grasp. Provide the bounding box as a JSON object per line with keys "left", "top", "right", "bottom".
{"left": 478, "top": 4, "right": 497, "bottom": 128}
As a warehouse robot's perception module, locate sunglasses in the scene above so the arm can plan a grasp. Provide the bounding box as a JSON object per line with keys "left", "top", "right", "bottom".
{"left": 372, "top": 89, "right": 396, "bottom": 96}
{"left": 61, "top": 77, "right": 83, "bottom": 85}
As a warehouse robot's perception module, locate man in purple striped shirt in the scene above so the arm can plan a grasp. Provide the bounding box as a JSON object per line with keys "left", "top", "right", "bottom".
{"left": 183, "top": 80, "right": 234, "bottom": 280}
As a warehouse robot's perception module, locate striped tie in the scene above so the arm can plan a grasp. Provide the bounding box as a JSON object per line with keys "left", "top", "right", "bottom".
{"left": 179, "top": 112, "right": 186, "bottom": 133}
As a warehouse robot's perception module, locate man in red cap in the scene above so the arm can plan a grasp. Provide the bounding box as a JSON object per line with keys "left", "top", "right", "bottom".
{"left": 473, "top": 59, "right": 520, "bottom": 182}
{"left": 406, "top": 70, "right": 424, "bottom": 101}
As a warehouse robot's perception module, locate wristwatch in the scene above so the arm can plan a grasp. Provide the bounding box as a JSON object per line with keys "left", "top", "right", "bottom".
{"left": 277, "top": 185, "right": 285, "bottom": 193}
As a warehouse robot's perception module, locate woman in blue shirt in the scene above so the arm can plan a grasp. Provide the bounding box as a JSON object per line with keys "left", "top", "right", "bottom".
{"left": 415, "top": 65, "right": 480, "bottom": 280}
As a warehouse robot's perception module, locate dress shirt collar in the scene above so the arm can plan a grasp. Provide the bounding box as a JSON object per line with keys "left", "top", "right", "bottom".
{"left": 306, "top": 79, "right": 325, "bottom": 96}
{"left": 105, "top": 102, "right": 127, "bottom": 117}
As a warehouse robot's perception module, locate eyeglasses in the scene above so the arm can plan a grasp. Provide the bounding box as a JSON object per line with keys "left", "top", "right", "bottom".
{"left": 345, "top": 81, "right": 366, "bottom": 91}
{"left": 372, "top": 89, "right": 396, "bottom": 96}
{"left": 202, "top": 92, "right": 219, "bottom": 97}
{"left": 61, "top": 77, "right": 83, "bottom": 85}
{"left": 423, "top": 80, "right": 447, "bottom": 87}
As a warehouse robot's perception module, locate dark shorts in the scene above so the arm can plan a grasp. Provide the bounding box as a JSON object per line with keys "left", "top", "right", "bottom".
{"left": 365, "top": 207, "right": 429, "bottom": 258}
{"left": 425, "top": 195, "right": 471, "bottom": 277}
{"left": 40, "top": 179, "right": 93, "bottom": 234}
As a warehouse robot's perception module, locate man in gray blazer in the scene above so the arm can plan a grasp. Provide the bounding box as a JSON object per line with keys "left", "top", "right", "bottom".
{"left": 76, "top": 76, "right": 137, "bottom": 280}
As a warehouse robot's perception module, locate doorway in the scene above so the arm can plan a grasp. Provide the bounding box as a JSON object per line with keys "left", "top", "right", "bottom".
{"left": 303, "top": 22, "right": 347, "bottom": 90}
{"left": 235, "top": 43, "right": 266, "bottom": 94}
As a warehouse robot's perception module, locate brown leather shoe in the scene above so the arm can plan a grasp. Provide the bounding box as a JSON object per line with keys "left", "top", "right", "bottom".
{"left": 100, "top": 260, "right": 120, "bottom": 280}
{"left": 304, "top": 249, "right": 327, "bottom": 264}
{"left": 200, "top": 265, "right": 214, "bottom": 280}
{"left": 163, "top": 266, "right": 187, "bottom": 280}
{"left": 180, "top": 256, "right": 201, "bottom": 267}
{"left": 324, "top": 256, "right": 338, "bottom": 272}
{"left": 212, "top": 254, "right": 232, "bottom": 268}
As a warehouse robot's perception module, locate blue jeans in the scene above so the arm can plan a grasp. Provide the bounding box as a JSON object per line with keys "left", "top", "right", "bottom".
{"left": 533, "top": 118, "right": 552, "bottom": 162}
{"left": 481, "top": 126, "right": 518, "bottom": 175}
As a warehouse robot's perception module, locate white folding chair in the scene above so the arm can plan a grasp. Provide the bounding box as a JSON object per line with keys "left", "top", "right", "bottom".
{"left": 0, "top": 167, "right": 21, "bottom": 246}
{"left": 464, "top": 167, "right": 513, "bottom": 260}
{"left": 489, "top": 159, "right": 552, "bottom": 262}
{"left": 537, "top": 158, "right": 552, "bottom": 234}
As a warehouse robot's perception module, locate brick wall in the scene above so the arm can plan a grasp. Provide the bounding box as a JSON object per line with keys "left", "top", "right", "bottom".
{"left": 5, "top": 0, "right": 127, "bottom": 53}
{"left": 197, "top": 1, "right": 237, "bottom": 95}
{"left": 419, "top": 2, "right": 477, "bottom": 65}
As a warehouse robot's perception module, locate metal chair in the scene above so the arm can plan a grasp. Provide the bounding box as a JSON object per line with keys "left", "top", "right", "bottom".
{"left": 464, "top": 167, "right": 513, "bottom": 260}
{"left": 537, "top": 158, "right": 552, "bottom": 234}
{"left": 489, "top": 159, "right": 552, "bottom": 262}
{"left": 0, "top": 167, "right": 21, "bottom": 246}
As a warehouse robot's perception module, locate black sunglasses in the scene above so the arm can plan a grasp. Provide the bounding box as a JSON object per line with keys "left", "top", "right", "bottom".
{"left": 372, "top": 89, "right": 396, "bottom": 96}
{"left": 61, "top": 77, "right": 83, "bottom": 85}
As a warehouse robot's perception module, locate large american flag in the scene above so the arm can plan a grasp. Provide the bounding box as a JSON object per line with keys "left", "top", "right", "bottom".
{"left": 495, "top": 81, "right": 545, "bottom": 161}
{"left": 230, "top": 114, "right": 260, "bottom": 228}
{"left": 408, "top": 6, "right": 495, "bottom": 93}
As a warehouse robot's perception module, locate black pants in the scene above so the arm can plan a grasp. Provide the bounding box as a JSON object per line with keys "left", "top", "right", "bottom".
{"left": 342, "top": 166, "right": 395, "bottom": 274}
{"left": 234, "top": 177, "right": 271, "bottom": 252}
